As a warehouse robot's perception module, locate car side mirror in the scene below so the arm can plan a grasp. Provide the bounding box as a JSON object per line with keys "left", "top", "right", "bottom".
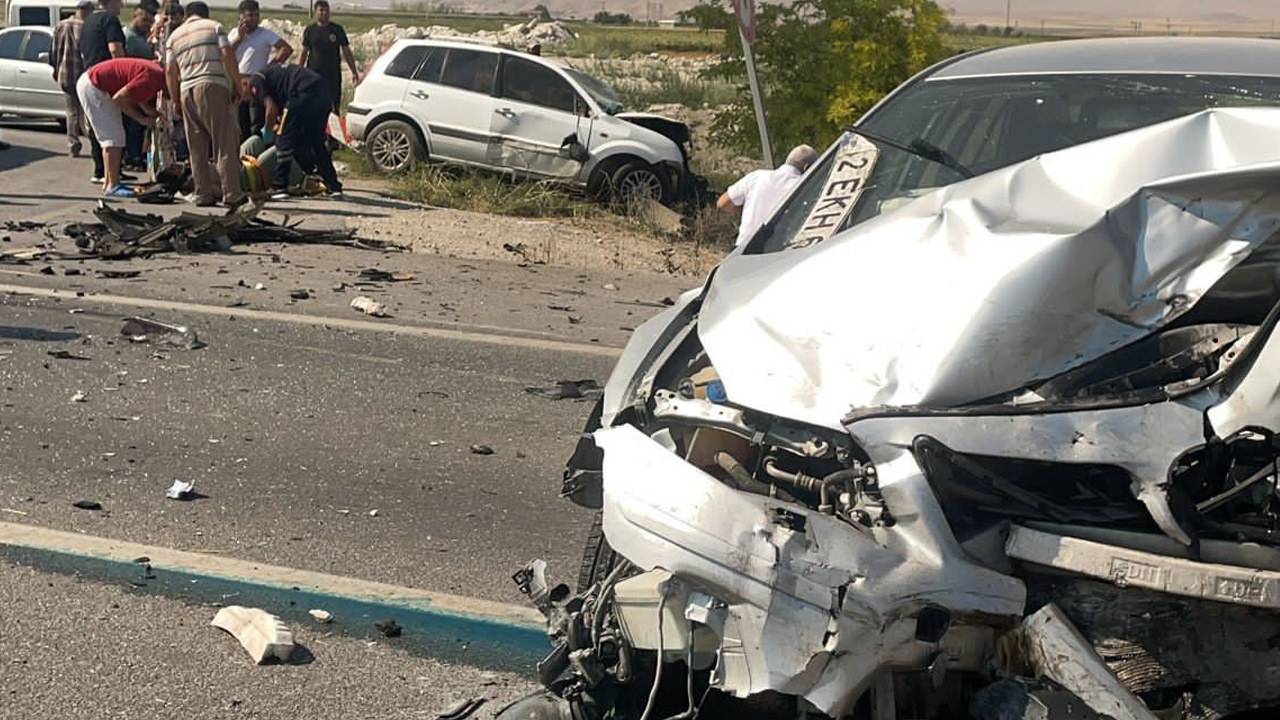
{"left": 37, "top": 52, "right": 50, "bottom": 63}
{"left": 560, "top": 134, "right": 589, "bottom": 163}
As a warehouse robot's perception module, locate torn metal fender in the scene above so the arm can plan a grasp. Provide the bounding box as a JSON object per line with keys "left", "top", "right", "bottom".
{"left": 699, "top": 108, "right": 1280, "bottom": 431}
{"left": 594, "top": 425, "right": 1025, "bottom": 716}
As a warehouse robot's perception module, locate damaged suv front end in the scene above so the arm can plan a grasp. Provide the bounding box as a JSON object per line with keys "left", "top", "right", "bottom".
{"left": 505, "top": 39, "right": 1280, "bottom": 720}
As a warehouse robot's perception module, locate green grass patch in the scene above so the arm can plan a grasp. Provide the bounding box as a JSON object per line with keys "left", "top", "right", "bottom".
{"left": 568, "top": 58, "right": 735, "bottom": 110}
{"left": 207, "top": 7, "right": 521, "bottom": 34}
{"left": 389, "top": 164, "right": 600, "bottom": 219}
{"left": 560, "top": 24, "right": 725, "bottom": 58}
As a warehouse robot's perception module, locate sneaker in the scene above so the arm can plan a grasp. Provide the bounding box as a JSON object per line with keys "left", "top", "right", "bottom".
{"left": 324, "top": 189, "right": 344, "bottom": 199}
{"left": 123, "top": 162, "right": 147, "bottom": 173}
{"left": 89, "top": 174, "right": 105, "bottom": 184}
{"left": 69, "top": 143, "right": 82, "bottom": 158}
{"left": 270, "top": 190, "right": 290, "bottom": 201}
{"left": 103, "top": 185, "right": 136, "bottom": 198}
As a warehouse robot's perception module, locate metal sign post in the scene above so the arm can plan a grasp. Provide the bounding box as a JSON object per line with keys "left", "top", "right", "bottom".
{"left": 731, "top": 0, "right": 773, "bottom": 168}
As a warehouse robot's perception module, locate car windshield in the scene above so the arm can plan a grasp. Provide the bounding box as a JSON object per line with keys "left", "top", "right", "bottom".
{"left": 747, "top": 72, "right": 1280, "bottom": 254}
{"left": 565, "top": 68, "right": 624, "bottom": 115}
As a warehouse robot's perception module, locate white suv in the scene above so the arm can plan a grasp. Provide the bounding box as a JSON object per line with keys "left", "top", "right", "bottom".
{"left": 347, "top": 39, "right": 697, "bottom": 205}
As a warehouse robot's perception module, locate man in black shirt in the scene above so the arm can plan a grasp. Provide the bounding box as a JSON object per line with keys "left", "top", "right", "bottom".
{"left": 249, "top": 63, "right": 342, "bottom": 198}
{"left": 79, "top": 0, "right": 126, "bottom": 184}
{"left": 297, "top": 0, "right": 359, "bottom": 114}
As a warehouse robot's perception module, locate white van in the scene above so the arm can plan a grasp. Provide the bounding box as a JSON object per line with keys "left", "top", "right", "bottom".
{"left": 5, "top": 0, "right": 79, "bottom": 28}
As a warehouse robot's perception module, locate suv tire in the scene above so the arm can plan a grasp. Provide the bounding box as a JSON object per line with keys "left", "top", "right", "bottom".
{"left": 611, "top": 161, "right": 670, "bottom": 205}
{"left": 366, "top": 120, "right": 423, "bottom": 173}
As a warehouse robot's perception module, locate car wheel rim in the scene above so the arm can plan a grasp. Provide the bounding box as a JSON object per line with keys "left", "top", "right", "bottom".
{"left": 619, "top": 169, "right": 663, "bottom": 202}
{"left": 372, "top": 129, "right": 412, "bottom": 170}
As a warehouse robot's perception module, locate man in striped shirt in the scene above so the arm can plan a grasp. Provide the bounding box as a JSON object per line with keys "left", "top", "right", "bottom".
{"left": 164, "top": 0, "right": 245, "bottom": 207}
{"left": 52, "top": 0, "right": 95, "bottom": 157}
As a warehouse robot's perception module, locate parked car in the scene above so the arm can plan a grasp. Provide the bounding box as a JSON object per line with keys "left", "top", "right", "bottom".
{"left": 503, "top": 37, "right": 1280, "bottom": 720}
{"left": 347, "top": 39, "right": 700, "bottom": 205}
{"left": 0, "top": 25, "right": 63, "bottom": 123}
{"left": 5, "top": 0, "right": 78, "bottom": 27}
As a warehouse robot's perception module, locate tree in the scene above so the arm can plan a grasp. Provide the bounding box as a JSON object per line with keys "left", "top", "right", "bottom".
{"left": 708, "top": 0, "right": 950, "bottom": 154}
{"left": 593, "top": 10, "right": 634, "bottom": 24}
{"left": 677, "top": 0, "right": 731, "bottom": 32}
{"left": 533, "top": 3, "right": 553, "bottom": 21}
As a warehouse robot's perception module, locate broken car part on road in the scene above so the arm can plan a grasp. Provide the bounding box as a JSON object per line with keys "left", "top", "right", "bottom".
{"left": 47, "top": 202, "right": 401, "bottom": 260}
{"left": 502, "top": 104, "right": 1280, "bottom": 720}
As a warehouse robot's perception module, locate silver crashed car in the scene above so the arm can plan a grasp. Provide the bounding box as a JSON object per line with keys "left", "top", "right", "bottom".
{"left": 503, "top": 37, "right": 1280, "bottom": 720}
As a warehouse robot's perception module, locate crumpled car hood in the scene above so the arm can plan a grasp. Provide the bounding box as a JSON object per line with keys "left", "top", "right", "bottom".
{"left": 698, "top": 107, "right": 1280, "bottom": 430}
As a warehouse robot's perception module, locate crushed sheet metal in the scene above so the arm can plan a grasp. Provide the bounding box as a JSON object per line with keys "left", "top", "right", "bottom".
{"left": 594, "top": 424, "right": 1025, "bottom": 716}
{"left": 1006, "top": 525, "right": 1280, "bottom": 609}
{"left": 698, "top": 108, "right": 1280, "bottom": 429}
{"left": 1016, "top": 604, "right": 1160, "bottom": 720}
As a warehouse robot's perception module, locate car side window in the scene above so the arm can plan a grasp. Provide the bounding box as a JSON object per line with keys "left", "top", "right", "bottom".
{"left": 500, "top": 55, "right": 578, "bottom": 114}
{"left": 385, "top": 45, "right": 428, "bottom": 79}
{"left": 439, "top": 48, "right": 498, "bottom": 95}
{"left": 21, "top": 30, "right": 51, "bottom": 62}
{"left": 413, "top": 46, "right": 444, "bottom": 83}
{"left": 16, "top": 7, "right": 50, "bottom": 25}
{"left": 0, "top": 30, "right": 25, "bottom": 59}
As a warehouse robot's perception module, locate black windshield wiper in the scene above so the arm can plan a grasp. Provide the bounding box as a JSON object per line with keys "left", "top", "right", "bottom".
{"left": 844, "top": 126, "right": 975, "bottom": 179}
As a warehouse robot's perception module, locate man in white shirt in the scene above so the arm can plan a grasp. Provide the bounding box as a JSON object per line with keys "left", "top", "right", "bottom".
{"left": 228, "top": 0, "right": 291, "bottom": 141}
{"left": 718, "top": 144, "right": 818, "bottom": 247}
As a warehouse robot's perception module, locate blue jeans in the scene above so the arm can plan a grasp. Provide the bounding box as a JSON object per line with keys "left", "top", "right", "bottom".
{"left": 123, "top": 116, "right": 146, "bottom": 166}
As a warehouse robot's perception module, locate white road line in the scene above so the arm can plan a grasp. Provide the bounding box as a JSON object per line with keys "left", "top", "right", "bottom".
{"left": 0, "top": 282, "right": 624, "bottom": 358}
{"left": 0, "top": 520, "right": 544, "bottom": 627}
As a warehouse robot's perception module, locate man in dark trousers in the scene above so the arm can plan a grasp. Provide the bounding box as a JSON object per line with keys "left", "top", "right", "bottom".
{"left": 78, "top": 0, "right": 128, "bottom": 185}
{"left": 249, "top": 63, "right": 342, "bottom": 199}
{"left": 297, "top": 0, "right": 359, "bottom": 114}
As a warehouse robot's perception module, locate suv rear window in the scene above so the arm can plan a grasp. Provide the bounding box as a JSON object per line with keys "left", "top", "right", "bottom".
{"left": 17, "top": 7, "right": 50, "bottom": 25}
{"left": 439, "top": 48, "right": 498, "bottom": 95}
{"left": 501, "top": 55, "right": 577, "bottom": 113}
{"left": 385, "top": 45, "right": 429, "bottom": 79}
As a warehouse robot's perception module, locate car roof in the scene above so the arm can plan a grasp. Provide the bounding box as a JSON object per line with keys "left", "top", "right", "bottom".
{"left": 929, "top": 37, "right": 1280, "bottom": 80}
{"left": 0, "top": 25, "right": 52, "bottom": 35}
{"left": 394, "top": 37, "right": 506, "bottom": 53}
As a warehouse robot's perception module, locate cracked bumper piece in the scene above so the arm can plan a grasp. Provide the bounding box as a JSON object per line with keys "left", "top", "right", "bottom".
{"left": 595, "top": 424, "right": 1025, "bottom": 716}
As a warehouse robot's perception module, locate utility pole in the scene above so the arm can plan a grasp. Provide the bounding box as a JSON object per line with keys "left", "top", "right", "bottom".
{"left": 1005, "top": 0, "right": 1011, "bottom": 30}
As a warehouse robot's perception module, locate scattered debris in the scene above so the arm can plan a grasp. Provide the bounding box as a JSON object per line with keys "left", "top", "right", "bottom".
{"left": 308, "top": 609, "right": 333, "bottom": 624}
{"left": 64, "top": 268, "right": 81, "bottom": 276}
{"left": 290, "top": 289, "right": 310, "bottom": 299}
{"left": 368, "top": 509, "right": 379, "bottom": 517}
{"left": 502, "top": 242, "right": 540, "bottom": 265}
{"left": 603, "top": 283, "right": 618, "bottom": 291}
{"left": 211, "top": 606, "right": 296, "bottom": 664}
{"left": 350, "top": 296, "right": 389, "bottom": 317}
{"left": 374, "top": 618, "right": 402, "bottom": 637}
{"left": 1, "top": 508, "right": 29, "bottom": 516}
{"left": 121, "top": 316, "right": 202, "bottom": 349}
{"left": 47, "top": 350, "right": 91, "bottom": 361}
{"left": 661, "top": 297, "right": 675, "bottom": 306}
{"left": 96, "top": 269, "right": 141, "bottom": 279}
{"left": 3, "top": 220, "right": 46, "bottom": 232}
{"left": 358, "top": 268, "right": 414, "bottom": 282}
{"left": 70, "top": 390, "right": 87, "bottom": 403}
{"left": 165, "top": 479, "right": 196, "bottom": 501}
{"left": 470, "top": 444, "right": 495, "bottom": 456}
{"left": 61, "top": 201, "right": 401, "bottom": 259}
{"left": 0, "top": 247, "right": 53, "bottom": 263}
{"left": 39, "top": 265, "right": 54, "bottom": 274}
{"left": 524, "top": 380, "right": 603, "bottom": 401}
{"left": 72, "top": 500, "right": 102, "bottom": 510}
{"left": 254, "top": 282, "right": 266, "bottom": 291}
{"left": 437, "top": 697, "right": 487, "bottom": 720}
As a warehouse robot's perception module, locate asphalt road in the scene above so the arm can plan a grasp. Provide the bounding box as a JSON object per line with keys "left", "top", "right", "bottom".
{"left": 0, "top": 122, "right": 694, "bottom": 603}
{"left": 0, "top": 559, "right": 539, "bottom": 719}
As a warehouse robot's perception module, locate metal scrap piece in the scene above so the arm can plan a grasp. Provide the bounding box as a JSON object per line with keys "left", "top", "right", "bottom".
{"left": 121, "top": 317, "right": 202, "bottom": 349}
{"left": 211, "top": 606, "right": 295, "bottom": 664}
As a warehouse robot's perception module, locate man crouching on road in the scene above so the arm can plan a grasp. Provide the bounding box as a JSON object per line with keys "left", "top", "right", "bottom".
{"left": 76, "top": 57, "right": 163, "bottom": 196}
{"left": 718, "top": 144, "right": 818, "bottom": 247}
{"left": 249, "top": 63, "right": 343, "bottom": 200}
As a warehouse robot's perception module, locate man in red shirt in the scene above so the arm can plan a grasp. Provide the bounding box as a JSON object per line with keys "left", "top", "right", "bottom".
{"left": 76, "top": 57, "right": 164, "bottom": 196}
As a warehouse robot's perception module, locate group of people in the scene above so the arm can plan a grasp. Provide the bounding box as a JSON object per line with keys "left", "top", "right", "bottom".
{"left": 48, "top": 0, "right": 360, "bottom": 203}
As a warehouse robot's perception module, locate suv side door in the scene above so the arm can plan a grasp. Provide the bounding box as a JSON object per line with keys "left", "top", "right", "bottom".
{"left": 489, "top": 53, "right": 590, "bottom": 179}
{"left": 402, "top": 45, "right": 498, "bottom": 165}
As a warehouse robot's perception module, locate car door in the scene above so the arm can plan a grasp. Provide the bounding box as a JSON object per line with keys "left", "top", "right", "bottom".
{"left": 0, "top": 29, "right": 25, "bottom": 114}
{"left": 488, "top": 54, "right": 590, "bottom": 179}
{"left": 15, "top": 29, "right": 61, "bottom": 116}
{"left": 405, "top": 46, "right": 498, "bottom": 165}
